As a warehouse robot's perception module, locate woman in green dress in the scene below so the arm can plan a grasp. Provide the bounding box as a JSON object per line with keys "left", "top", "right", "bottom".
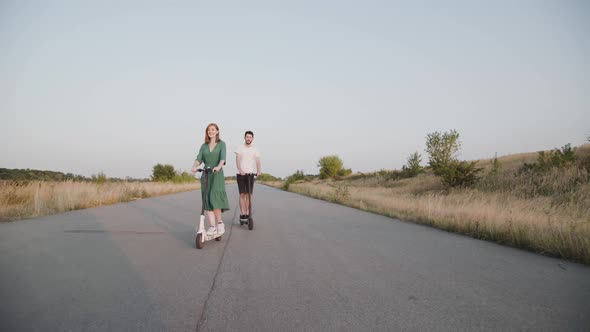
{"left": 191, "top": 123, "right": 230, "bottom": 236}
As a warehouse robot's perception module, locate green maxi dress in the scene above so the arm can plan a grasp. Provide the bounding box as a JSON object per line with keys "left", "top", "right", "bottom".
{"left": 196, "top": 140, "right": 230, "bottom": 212}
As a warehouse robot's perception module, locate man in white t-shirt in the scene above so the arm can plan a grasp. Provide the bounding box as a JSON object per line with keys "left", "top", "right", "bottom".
{"left": 235, "top": 130, "right": 261, "bottom": 222}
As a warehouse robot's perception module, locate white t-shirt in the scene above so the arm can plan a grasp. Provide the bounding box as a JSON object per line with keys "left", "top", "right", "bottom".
{"left": 235, "top": 144, "right": 261, "bottom": 173}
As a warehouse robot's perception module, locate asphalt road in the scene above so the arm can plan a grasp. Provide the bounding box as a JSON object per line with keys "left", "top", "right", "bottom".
{"left": 1, "top": 184, "right": 589, "bottom": 331}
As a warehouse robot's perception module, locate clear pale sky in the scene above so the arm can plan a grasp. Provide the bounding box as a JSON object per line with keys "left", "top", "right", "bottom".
{"left": 1, "top": 1, "right": 589, "bottom": 178}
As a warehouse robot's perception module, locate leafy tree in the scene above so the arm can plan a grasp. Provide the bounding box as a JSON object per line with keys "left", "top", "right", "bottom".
{"left": 425, "top": 130, "right": 481, "bottom": 187}
{"left": 425, "top": 130, "right": 460, "bottom": 175}
{"left": 318, "top": 155, "right": 347, "bottom": 179}
{"left": 402, "top": 151, "right": 423, "bottom": 177}
{"left": 152, "top": 164, "right": 176, "bottom": 182}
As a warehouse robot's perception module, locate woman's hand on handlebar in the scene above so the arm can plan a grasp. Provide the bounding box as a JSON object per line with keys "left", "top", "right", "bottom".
{"left": 213, "top": 166, "right": 222, "bottom": 173}
{"left": 191, "top": 166, "right": 198, "bottom": 173}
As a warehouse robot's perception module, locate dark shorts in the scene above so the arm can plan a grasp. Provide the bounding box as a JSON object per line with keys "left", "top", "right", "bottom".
{"left": 237, "top": 174, "right": 255, "bottom": 194}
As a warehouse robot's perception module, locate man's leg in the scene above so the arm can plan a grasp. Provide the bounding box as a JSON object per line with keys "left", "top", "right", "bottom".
{"left": 244, "top": 194, "right": 250, "bottom": 216}
{"left": 239, "top": 193, "right": 247, "bottom": 217}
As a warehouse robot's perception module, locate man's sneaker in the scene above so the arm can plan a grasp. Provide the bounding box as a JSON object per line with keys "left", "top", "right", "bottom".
{"left": 217, "top": 223, "right": 225, "bottom": 235}
{"left": 207, "top": 226, "right": 217, "bottom": 236}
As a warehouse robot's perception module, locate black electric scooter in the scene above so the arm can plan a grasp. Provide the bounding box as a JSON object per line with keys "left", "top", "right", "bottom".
{"left": 239, "top": 173, "right": 256, "bottom": 230}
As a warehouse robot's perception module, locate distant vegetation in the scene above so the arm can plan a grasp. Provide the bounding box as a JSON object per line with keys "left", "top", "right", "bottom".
{"left": 317, "top": 155, "right": 352, "bottom": 179}
{"left": 266, "top": 129, "right": 590, "bottom": 265}
{"left": 257, "top": 173, "right": 280, "bottom": 182}
{"left": 0, "top": 168, "right": 148, "bottom": 182}
{"left": 1, "top": 168, "right": 89, "bottom": 181}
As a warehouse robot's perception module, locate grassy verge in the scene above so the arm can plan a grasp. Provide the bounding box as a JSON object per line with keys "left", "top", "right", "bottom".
{"left": 261, "top": 145, "right": 590, "bottom": 265}
{"left": 0, "top": 180, "right": 200, "bottom": 222}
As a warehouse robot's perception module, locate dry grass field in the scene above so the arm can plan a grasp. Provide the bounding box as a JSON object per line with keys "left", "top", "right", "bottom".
{"left": 0, "top": 180, "right": 200, "bottom": 222}
{"left": 263, "top": 144, "right": 590, "bottom": 264}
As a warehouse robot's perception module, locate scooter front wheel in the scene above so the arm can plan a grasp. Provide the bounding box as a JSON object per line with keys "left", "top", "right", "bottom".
{"left": 248, "top": 217, "right": 254, "bottom": 230}
{"left": 196, "top": 233, "right": 204, "bottom": 249}
{"left": 215, "top": 235, "right": 222, "bottom": 241}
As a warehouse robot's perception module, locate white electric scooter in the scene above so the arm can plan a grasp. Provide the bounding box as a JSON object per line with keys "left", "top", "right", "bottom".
{"left": 239, "top": 173, "right": 256, "bottom": 230}
{"left": 195, "top": 168, "right": 222, "bottom": 249}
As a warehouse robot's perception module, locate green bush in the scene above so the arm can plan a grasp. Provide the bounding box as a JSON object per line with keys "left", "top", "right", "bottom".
{"left": 439, "top": 160, "right": 482, "bottom": 187}
{"left": 317, "top": 155, "right": 352, "bottom": 179}
{"left": 338, "top": 168, "right": 352, "bottom": 177}
{"left": 152, "top": 164, "right": 176, "bottom": 182}
{"left": 258, "top": 173, "right": 279, "bottom": 182}
{"left": 318, "top": 155, "right": 344, "bottom": 179}
{"left": 401, "top": 151, "right": 424, "bottom": 178}
{"left": 425, "top": 130, "right": 460, "bottom": 174}
{"left": 283, "top": 170, "right": 305, "bottom": 190}
{"left": 172, "top": 171, "right": 196, "bottom": 183}
{"left": 520, "top": 144, "right": 577, "bottom": 173}
{"left": 425, "top": 130, "right": 481, "bottom": 187}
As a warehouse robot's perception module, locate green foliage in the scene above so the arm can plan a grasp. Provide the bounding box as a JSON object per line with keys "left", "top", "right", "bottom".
{"left": 91, "top": 171, "right": 107, "bottom": 184}
{"left": 0, "top": 168, "right": 88, "bottom": 181}
{"left": 425, "top": 129, "right": 460, "bottom": 174}
{"left": 152, "top": 164, "right": 176, "bottom": 182}
{"left": 317, "top": 155, "right": 351, "bottom": 179}
{"left": 338, "top": 168, "right": 352, "bottom": 177}
{"left": 439, "top": 160, "right": 482, "bottom": 187}
{"left": 283, "top": 170, "right": 305, "bottom": 190}
{"left": 172, "top": 171, "right": 196, "bottom": 183}
{"left": 318, "top": 155, "right": 344, "bottom": 179}
{"left": 520, "top": 144, "right": 577, "bottom": 173}
{"left": 401, "top": 151, "right": 423, "bottom": 177}
{"left": 258, "top": 173, "right": 279, "bottom": 182}
{"left": 425, "top": 130, "right": 481, "bottom": 187}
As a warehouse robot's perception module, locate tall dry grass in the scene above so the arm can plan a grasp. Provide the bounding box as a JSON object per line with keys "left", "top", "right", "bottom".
{"left": 0, "top": 180, "right": 200, "bottom": 221}
{"left": 271, "top": 144, "right": 590, "bottom": 264}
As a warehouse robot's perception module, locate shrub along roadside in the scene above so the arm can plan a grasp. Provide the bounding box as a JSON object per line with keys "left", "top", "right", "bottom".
{"left": 265, "top": 144, "right": 590, "bottom": 265}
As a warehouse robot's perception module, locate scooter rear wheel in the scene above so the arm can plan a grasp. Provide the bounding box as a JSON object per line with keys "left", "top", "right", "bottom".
{"left": 248, "top": 217, "right": 254, "bottom": 230}
{"left": 196, "top": 233, "right": 204, "bottom": 249}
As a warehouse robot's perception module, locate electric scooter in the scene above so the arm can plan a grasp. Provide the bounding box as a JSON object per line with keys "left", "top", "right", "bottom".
{"left": 195, "top": 168, "right": 223, "bottom": 249}
{"left": 239, "top": 173, "right": 256, "bottom": 230}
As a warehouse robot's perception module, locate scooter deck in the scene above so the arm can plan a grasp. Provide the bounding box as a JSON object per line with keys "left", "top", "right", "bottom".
{"left": 200, "top": 232, "right": 223, "bottom": 241}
